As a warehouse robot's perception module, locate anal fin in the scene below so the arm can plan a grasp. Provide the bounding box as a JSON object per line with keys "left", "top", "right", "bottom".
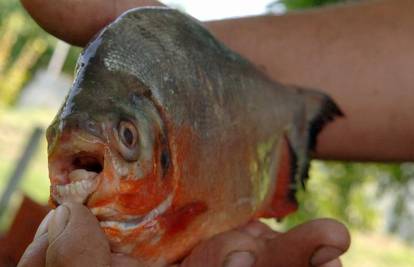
{"left": 260, "top": 135, "right": 298, "bottom": 219}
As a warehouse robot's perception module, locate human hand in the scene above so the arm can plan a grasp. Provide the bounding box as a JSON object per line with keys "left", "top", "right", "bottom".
{"left": 18, "top": 202, "right": 350, "bottom": 267}
{"left": 17, "top": 202, "right": 144, "bottom": 267}
{"left": 179, "top": 219, "right": 350, "bottom": 267}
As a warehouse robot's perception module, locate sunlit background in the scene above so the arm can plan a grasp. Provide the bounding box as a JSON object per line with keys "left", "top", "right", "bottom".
{"left": 0, "top": 0, "right": 414, "bottom": 266}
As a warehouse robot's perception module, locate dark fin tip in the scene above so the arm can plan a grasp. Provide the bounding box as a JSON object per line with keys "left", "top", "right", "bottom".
{"left": 299, "top": 96, "right": 343, "bottom": 191}
{"left": 299, "top": 160, "right": 310, "bottom": 191}
{"left": 286, "top": 137, "right": 299, "bottom": 205}
{"left": 308, "top": 96, "right": 344, "bottom": 152}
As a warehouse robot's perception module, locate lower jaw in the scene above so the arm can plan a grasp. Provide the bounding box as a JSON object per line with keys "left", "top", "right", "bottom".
{"left": 93, "top": 193, "right": 174, "bottom": 254}
{"left": 101, "top": 216, "right": 166, "bottom": 255}
{"left": 98, "top": 193, "right": 174, "bottom": 230}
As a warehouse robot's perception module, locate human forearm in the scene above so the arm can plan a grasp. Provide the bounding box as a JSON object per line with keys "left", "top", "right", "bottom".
{"left": 207, "top": 0, "right": 414, "bottom": 161}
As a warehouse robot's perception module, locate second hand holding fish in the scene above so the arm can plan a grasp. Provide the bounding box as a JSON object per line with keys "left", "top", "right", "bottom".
{"left": 18, "top": 203, "right": 349, "bottom": 267}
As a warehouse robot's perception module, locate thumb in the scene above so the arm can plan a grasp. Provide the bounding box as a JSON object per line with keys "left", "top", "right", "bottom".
{"left": 180, "top": 226, "right": 264, "bottom": 267}
{"left": 46, "top": 202, "right": 112, "bottom": 267}
{"left": 256, "top": 218, "right": 351, "bottom": 266}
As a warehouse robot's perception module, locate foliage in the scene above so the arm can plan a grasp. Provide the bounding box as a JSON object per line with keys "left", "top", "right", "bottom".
{"left": 0, "top": 0, "right": 81, "bottom": 106}
{"left": 342, "top": 230, "right": 414, "bottom": 267}
{"left": 282, "top": 162, "right": 379, "bottom": 230}
{"left": 0, "top": 20, "right": 47, "bottom": 105}
{"left": 276, "top": 0, "right": 357, "bottom": 10}
{"left": 0, "top": 1, "right": 52, "bottom": 106}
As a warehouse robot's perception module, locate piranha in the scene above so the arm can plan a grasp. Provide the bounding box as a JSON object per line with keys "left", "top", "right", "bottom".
{"left": 47, "top": 7, "right": 342, "bottom": 266}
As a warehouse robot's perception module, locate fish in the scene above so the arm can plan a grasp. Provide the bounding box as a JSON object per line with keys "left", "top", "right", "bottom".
{"left": 46, "top": 7, "right": 342, "bottom": 266}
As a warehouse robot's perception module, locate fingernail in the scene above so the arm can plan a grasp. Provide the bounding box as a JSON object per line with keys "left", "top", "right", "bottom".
{"left": 311, "top": 246, "right": 343, "bottom": 266}
{"left": 223, "top": 251, "right": 256, "bottom": 267}
{"left": 48, "top": 205, "right": 70, "bottom": 243}
{"left": 34, "top": 210, "right": 54, "bottom": 240}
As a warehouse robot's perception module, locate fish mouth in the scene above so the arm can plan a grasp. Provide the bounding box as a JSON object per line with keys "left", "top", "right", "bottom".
{"left": 51, "top": 151, "right": 104, "bottom": 204}
{"left": 50, "top": 145, "right": 173, "bottom": 232}
{"left": 97, "top": 194, "right": 173, "bottom": 232}
{"left": 49, "top": 132, "right": 174, "bottom": 237}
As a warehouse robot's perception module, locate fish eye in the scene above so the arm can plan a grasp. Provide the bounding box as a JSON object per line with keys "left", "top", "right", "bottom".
{"left": 119, "top": 121, "right": 137, "bottom": 147}
{"left": 116, "top": 121, "right": 140, "bottom": 161}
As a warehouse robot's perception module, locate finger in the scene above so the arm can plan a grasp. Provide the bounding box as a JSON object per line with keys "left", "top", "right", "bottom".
{"left": 255, "top": 218, "right": 350, "bottom": 267}
{"left": 46, "top": 202, "right": 112, "bottom": 267}
{"left": 181, "top": 229, "right": 262, "bottom": 267}
{"left": 20, "top": 0, "right": 163, "bottom": 46}
{"left": 17, "top": 210, "right": 54, "bottom": 267}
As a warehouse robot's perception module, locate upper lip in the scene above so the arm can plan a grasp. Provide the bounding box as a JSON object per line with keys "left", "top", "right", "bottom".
{"left": 70, "top": 151, "right": 104, "bottom": 175}
{"left": 49, "top": 126, "right": 106, "bottom": 182}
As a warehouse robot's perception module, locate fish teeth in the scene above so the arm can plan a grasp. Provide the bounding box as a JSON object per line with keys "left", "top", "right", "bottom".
{"left": 54, "top": 177, "right": 97, "bottom": 204}
{"left": 68, "top": 169, "right": 98, "bottom": 182}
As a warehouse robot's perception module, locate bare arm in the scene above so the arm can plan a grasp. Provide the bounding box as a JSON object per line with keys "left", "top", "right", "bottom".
{"left": 21, "top": 0, "right": 414, "bottom": 161}
{"left": 207, "top": 0, "right": 414, "bottom": 162}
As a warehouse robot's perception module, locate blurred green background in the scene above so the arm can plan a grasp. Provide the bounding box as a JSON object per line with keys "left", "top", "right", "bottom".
{"left": 0, "top": 0, "right": 414, "bottom": 266}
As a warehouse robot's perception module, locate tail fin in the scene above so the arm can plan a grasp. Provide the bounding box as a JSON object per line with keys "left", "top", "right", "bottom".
{"left": 261, "top": 87, "right": 343, "bottom": 219}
